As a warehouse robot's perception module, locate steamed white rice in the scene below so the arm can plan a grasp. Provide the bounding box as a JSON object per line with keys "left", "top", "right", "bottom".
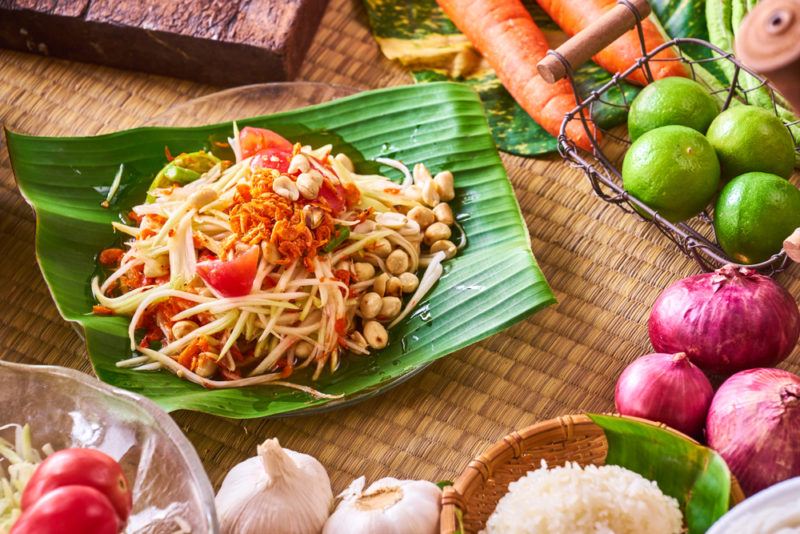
{"left": 481, "top": 461, "right": 682, "bottom": 534}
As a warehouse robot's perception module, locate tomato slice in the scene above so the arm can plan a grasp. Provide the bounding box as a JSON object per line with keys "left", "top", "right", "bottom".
{"left": 12, "top": 486, "right": 119, "bottom": 534}
{"left": 318, "top": 179, "right": 347, "bottom": 214}
{"left": 239, "top": 127, "right": 292, "bottom": 159}
{"left": 196, "top": 246, "right": 259, "bottom": 298}
{"left": 250, "top": 148, "right": 291, "bottom": 173}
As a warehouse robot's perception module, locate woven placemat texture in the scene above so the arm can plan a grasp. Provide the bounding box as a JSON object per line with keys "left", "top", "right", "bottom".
{"left": 1, "top": 0, "right": 798, "bottom": 494}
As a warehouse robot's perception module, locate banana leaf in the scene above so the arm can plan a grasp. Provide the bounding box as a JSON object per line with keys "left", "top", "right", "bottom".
{"left": 7, "top": 82, "right": 555, "bottom": 419}
{"left": 590, "top": 414, "right": 732, "bottom": 534}
{"left": 363, "top": 0, "right": 639, "bottom": 157}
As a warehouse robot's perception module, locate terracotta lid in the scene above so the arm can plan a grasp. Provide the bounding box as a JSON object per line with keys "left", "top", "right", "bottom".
{"left": 735, "top": 0, "right": 800, "bottom": 110}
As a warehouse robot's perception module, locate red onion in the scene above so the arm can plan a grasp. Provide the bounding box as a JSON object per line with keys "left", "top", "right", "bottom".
{"left": 648, "top": 265, "right": 800, "bottom": 374}
{"left": 707, "top": 368, "right": 800, "bottom": 495}
{"left": 614, "top": 352, "right": 714, "bottom": 438}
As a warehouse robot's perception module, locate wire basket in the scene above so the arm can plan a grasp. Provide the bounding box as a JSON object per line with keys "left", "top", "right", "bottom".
{"left": 544, "top": 2, "right": 799, "bottom": 275}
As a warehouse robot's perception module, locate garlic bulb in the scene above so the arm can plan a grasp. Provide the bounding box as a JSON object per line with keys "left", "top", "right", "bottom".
{"left": 215, "top": 438, "right": 333, "bottom": 534}
{"left": 323, "top": 476, "right": 441, "bottom": 534}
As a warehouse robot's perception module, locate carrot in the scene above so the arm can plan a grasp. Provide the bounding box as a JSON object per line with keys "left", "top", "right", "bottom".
{"left": 437, "top": 0, "right": 596, "bottom": 151}
{"left": 535, "top": 0, "right": 688, "bottom": 85}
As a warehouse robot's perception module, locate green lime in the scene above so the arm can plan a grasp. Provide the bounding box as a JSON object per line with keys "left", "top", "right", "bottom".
{"left": 623, "top": 125, "right": 721, "bottom": 223}
{"left": 706, "top": 105, "right": 795, "bottom": 180}
{"left": 627, "top": 77, "right": 720, "bottom": 141}
{"left": 714, "top": 172, "right": 800, "bottom": 264}
{"left": 146, "top": 150, "right": 220, "bottom": 202}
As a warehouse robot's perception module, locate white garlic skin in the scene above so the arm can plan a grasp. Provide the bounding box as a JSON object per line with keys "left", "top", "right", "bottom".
{"left": 323, "top": 477, "right": 441, "bottom": 534}
{"left": 215, "top": 439, "right": 333, "bottom": 534}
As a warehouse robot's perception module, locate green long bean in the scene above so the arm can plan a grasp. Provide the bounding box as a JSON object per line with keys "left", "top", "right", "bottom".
{"left": 706, "top": 0, "right": 799, "bottom": 160}
{"left": 706, "top": 0, "right": 737, "bottom": 83}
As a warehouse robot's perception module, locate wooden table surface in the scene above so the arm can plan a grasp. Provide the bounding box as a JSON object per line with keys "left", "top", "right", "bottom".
{"left": 2, "top": 0, "right": 799, "bottom": 496}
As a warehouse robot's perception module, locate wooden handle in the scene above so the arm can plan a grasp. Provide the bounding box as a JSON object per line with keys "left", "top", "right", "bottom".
{"left": 735, "top": 0, "right": 800, "bottom": 112}
{"left": 537, "top": 0, "right": 652, "bottom": 83}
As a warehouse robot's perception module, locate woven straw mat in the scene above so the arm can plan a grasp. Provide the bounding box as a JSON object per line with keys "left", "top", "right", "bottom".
{"left": 1, "top": 0, "right": 798, "bottom": 492}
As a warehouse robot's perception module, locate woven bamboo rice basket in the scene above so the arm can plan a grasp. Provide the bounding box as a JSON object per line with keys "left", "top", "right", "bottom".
{"left": 440, "top": 414, "right": 745, "bottom": 533}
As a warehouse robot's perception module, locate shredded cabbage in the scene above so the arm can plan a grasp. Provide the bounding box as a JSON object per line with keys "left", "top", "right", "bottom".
{"left": 0, "top": 425, "right": 49, "bottom": 534}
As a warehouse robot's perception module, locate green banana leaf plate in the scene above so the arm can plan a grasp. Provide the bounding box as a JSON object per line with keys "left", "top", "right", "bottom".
{"left": 590, "top": 414, "right": 734, "bottom": 534}
{"left": 7, "top": 82, "right": 555, "bottom": 419}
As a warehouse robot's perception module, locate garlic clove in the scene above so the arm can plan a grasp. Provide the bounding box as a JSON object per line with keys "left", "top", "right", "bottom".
{"left": 216, "top": 438, "right": 333, "bottom": 534}
{"left": 258, "top": 438, "right": 296, "bottom": 485}
{"left": 353, "top": 482, "right": 403, "bottom": 512}
{"left": 785, "top": 228, "right": 800, "bottom": 263}
{"left": 323, "top": 477, "right": 441, "bottom": 534}
{"left": 337, "top": 475, "right": 367, "bottom": 501}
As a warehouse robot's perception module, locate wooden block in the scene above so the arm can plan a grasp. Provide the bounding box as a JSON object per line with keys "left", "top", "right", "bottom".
{"left": 0, "top": 0, "right": 330, "bottom": 85}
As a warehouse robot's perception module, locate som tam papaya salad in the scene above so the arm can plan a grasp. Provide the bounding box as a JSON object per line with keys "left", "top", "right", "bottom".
{"left": 92, "top": 126, "right": 462, "bottom": 396}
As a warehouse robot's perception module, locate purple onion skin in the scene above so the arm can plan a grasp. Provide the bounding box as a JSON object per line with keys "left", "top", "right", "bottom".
{"left": 648, "top": 266, "right": 800, "bottom": 375}
{"left": 615, "top": 352, "right": 714, "bottom": 438}
{"left": 707, "top": 368, "right": 800, "bottom": 495}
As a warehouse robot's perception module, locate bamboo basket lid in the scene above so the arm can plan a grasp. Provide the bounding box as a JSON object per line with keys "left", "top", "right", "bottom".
{"left": 440, "top": 414, "right": 746, "bottom": 534}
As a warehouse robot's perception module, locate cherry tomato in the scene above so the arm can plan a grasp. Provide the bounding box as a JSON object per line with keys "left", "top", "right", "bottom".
{"left": 250, "top": 148, "right": 291, "bottom": 173}
{"left": 196, "top": 246, "right": 259, "bottom": 298}
{"left": 98, "top": 248, "right": 125, "bottom": 267}
{"left": 318, "top": 179, "right": 347, "bottom": 214}
{"left": 22, "top": 449, "right": 131, "bottom": 523}
{"left": 239, "top": 127, "right": 292, "bottom": 159}
{"left": 12, "top": 486, "right": 119, "bottom": 534}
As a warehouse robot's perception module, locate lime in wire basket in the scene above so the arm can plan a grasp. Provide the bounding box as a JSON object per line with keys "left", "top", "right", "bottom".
{"left": 536, "top": 0, "right": 799, "bottom": 275}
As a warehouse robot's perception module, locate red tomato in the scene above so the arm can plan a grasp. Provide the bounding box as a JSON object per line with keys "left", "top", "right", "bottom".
{"left": 196, "top": 246, "right": 259, "bottom": 298}
{"left": 318, "top": 179, "right": 347, "bottom": 214}
{"left": 250, "top": 148, "right": 291, "bottom": 173}
{"left": 12, "top": 486, "right": 119, "bottom": 534}
{"left": 22, "top": 449, "right": 131, "bottom": 523}
{"left": 239, "top": 127, "right": 292, "bottom": 159}
{"left": 98, "top": 248, "right": 125, "bottom": 267}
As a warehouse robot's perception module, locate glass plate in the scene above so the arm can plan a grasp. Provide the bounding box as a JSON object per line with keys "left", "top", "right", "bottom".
{"left": 145, "top": 82, "right": 360, "bottom": 127}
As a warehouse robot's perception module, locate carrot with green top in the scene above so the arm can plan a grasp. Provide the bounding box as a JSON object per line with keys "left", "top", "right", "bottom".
{"left": 536, "top": 0, "right": 688, "bottom": 86}
{"left": 436, "top": 0, "right": 596, "bottom": 151}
